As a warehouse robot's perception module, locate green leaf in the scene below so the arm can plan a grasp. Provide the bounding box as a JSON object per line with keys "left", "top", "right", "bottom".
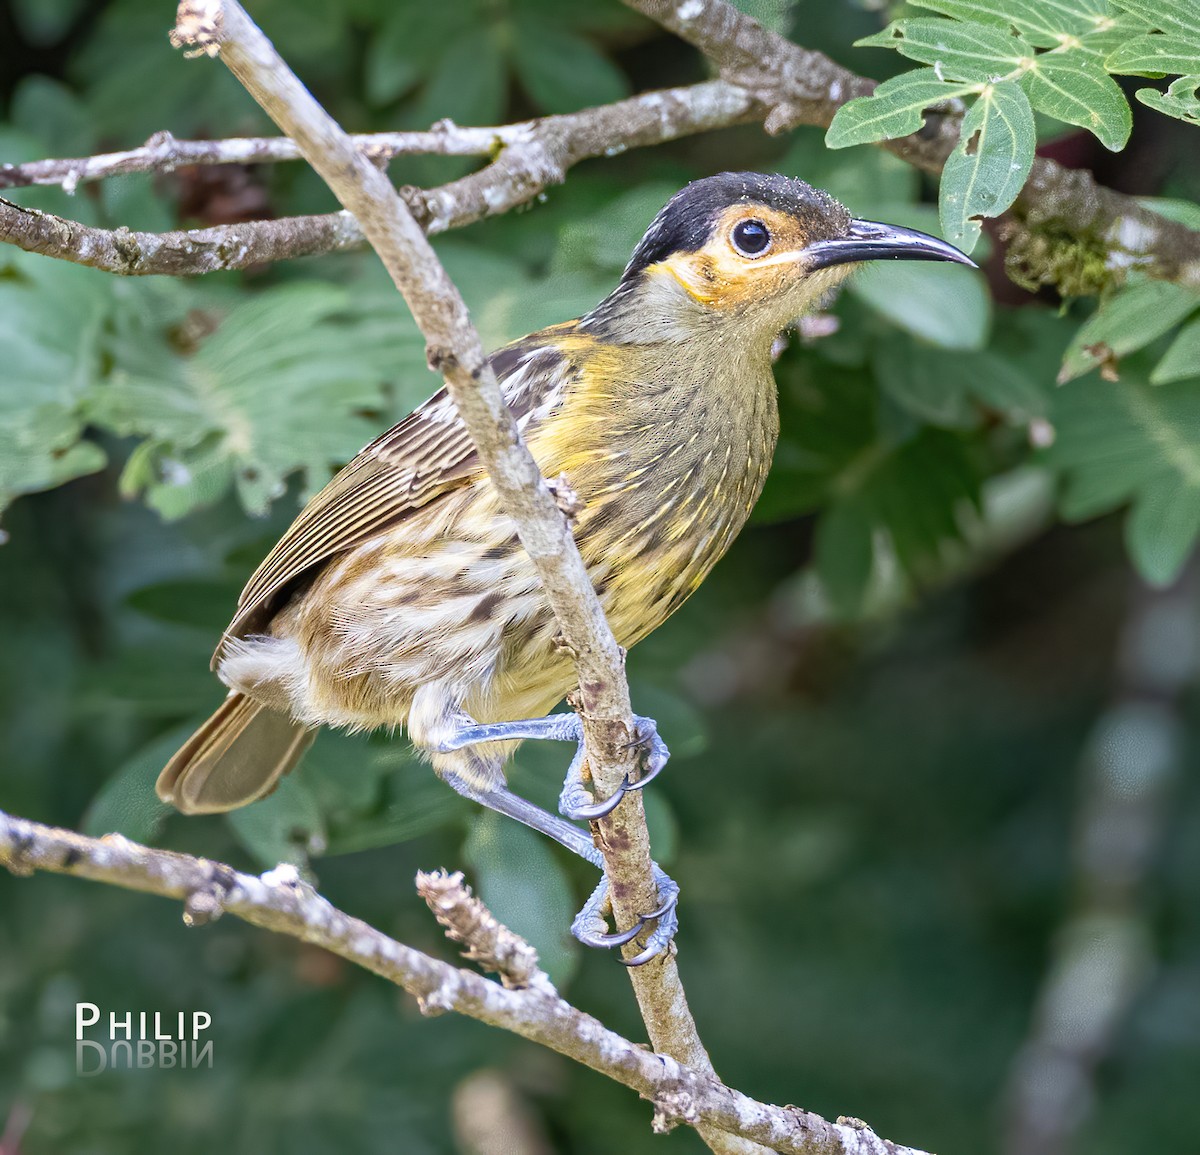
{"left": 1020, "top": 50, "right": 1132, "bottom": 148}
{"left": 874, "top": 343, "right": 980, "bottom": 429}
{"left": 850, "top": 258, "right": 991, "bottom": 349}
{"left": 873, "top": 340, "right": 1048, "bottom": 428}
{"left": 92, "top": 283, "right": 396, "bottom": 519}
{"left": 939, "top": 80, "right": 1036, "bottom": 252}
{"left": 1127, "top": 473, "right": 1200, "bottom": 585}
{"left": 909, "top": 0, "right": 1089, "bottom": 49}
{"left": 318, "top": 742, "right": 470, "bottom": 855}
{"left": 412, "top": 27, "right": 507, "bottom": 129}
{"left": 1058, "top": 278, "right": 1200, "bottom": 382}
{"left": 511, "top": 19, "right": 630, "bottom": 113}
{"left": 228, "top": 775, "right": 327, "bottom": 869}
{"left": 364, "top": 5, "right": 459, "bottom": 104}
{"left": 125, "top": 577, "right": 243, "bottom": 630}
{"left": 81, "top": 728, "right": 183, "bottom": 844}
{"left": 856, "top": 18, "right": 1034, "bottom": 82}
{"left": 1152, "top": 317, "right": 1200, "bottom": 384}
{"left": 0, "top": 252, "right": 111, "bottom": 513}
{"left": 963, "top": 350, "right": 1049, "bottom": 420}
{"left": 852, "top": 429, "right": 984, "bottom": 582}
{"left": 1135, "top": 75, "right": 1200, "bottom": 125}
{"left": 1049, "top": 372, "right": 1200, "bottom": 585}
{"left": 1135, "top": 196, "right": 1200, "bottom": 230}
{"left": 464, "top": 811, "right": 580, "bottom": 987}
{"left": 815, "top": 497, "right": 876, "bottom": 617}
{"left": 827, "top": 68, "right": 981, "bottom": 147}
{"left": 1111, "top": 0, "right": 1200, "bottom": 40}
{"left": 1108, "top": 34, "right": 1200, "bottom": 76}
{"left": 1077, "top": 12, "right": 1155, "bottom": 55}
{"left": 727, "top": 0, "right": 794, "bottom": 34}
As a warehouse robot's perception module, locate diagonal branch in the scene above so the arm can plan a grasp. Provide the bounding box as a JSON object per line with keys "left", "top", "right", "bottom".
{"left": 167, "top": 3, "right": 750, "bottom": 1153}
{"left": 0, "top": 809, "right": 931, "bottom": 1155}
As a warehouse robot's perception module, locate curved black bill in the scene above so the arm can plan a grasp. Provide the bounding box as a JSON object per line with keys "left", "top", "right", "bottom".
{"left": 804, "top": 219, "right": 977, "bottom": 270}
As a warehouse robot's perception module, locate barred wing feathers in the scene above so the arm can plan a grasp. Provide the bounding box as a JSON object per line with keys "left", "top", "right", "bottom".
{"left": 214, "top": 336, "right": 574, "bottom": 663}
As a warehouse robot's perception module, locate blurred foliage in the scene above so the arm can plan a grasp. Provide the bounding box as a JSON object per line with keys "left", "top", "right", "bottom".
{"left": 1, "top": 1, "right": 1200, "bottom": 1154}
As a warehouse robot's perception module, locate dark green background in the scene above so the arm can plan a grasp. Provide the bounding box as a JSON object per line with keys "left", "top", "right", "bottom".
{"left": 2, "top": 1, "right": 1199, "bottom": 1152}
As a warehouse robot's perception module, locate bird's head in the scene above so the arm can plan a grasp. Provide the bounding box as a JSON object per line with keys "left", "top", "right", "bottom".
{"left": 584, "top": 171, "right": 974, "bottom": 345}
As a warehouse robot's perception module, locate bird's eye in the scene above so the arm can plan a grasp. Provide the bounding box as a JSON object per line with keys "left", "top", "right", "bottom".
{"left": 731, "top": 219, "right": 771, "bottom": 257}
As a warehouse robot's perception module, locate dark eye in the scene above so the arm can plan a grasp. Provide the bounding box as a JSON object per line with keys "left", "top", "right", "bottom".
{"left": 731, "top": 219, "right": 771, "bottom": 257}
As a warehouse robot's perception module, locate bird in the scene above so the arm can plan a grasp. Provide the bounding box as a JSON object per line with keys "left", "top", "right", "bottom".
{"left": 157, "top": 171, "right": 973, "bottom": 964}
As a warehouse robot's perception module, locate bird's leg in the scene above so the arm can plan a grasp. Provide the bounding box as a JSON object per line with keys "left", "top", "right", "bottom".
{"left": 435, "top": 712, "right": 669, "bottom": 821}
{"left": 440, "top": 770, "right": 679, "bottom": 964}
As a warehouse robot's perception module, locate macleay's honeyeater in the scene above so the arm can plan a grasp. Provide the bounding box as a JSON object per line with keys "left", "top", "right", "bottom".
{"left": 159, "top": 172, "right": 973, "bottom": 963}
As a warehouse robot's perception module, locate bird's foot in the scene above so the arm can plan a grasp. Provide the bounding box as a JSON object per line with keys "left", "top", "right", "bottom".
{"left": 558, "top": 714, "right": 669, "bottom": 821}
{"left": 572, "top": 864, "right": 680, "bottom": 966}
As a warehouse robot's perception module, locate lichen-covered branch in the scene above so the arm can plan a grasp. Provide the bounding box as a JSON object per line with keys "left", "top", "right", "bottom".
{"left": 0, "top": 809, "right": 931, "bottom": 1155}
{"left": 166, "top": 5, "right": 745, "bottom": 1153}
{"left": 0, "top": 195, "right": 363, "bottom": 275}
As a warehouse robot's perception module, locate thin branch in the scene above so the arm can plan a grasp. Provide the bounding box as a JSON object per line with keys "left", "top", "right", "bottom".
{"left": 0, "top": 83, "right": 752, "bottom": 194}
{"left": 0, "top": 195, "right": 363, "bottom": 275}
{"left": 0, "top": 80, "right": 754, "bottom": 275}
{"left": 0, "top": 809, "right": 932, "bottom": 1155}
{"left": 167, "top": 5, "right": 745, "bottom": 1154}
{"left": 0, "top": 125, "right": 504, "bottom": 191}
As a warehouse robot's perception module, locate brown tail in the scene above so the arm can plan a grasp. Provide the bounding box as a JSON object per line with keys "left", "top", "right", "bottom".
{"left": 157, "top": 692, "right": 315, "bottom": 815}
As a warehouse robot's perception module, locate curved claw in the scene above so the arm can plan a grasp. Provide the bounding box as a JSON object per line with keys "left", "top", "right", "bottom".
{"left": 620, "top": 893, "right": 681, "bottom": 967}
{"left": 624, "top": 753, "right": 665, "bottom": 793}
{"left": 566, "top": 774, "right": 630, "bottom": 821}
{"left": 574, "top": 914, "right": 646, "bottom": 950}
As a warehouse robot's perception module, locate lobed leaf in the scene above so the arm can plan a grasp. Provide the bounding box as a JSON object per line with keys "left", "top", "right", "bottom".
{"left": 850, "top": 255, "right": 991, "bottom": 349}
{"left": 511, "top": 18, "right": 630, "bottom": 113}
{"left": 91, "top": 282, "right": 401, "bottom": 519}
{"left": 855, "top": 18, "right": 1034, "bottom": 83}
{"left": 1020, "top": 48, "right": 1132, "bottom": 149}
{"left": 1076, "top": 12, "right": 1155, "bottom": 55}
{"left": 939, "top": 80, "right": 1036, "bottom": 252}
{"left": 827, "top": 67, "right": 981, "bottom": 148}
{"left": 465, "top": 811, "right": 580, "bottom": 987}
{"left": 0, "top": 252, "right": 111, "bottom": 513}
{"left": 814, "top": 429, "right": 984, "bottom": 616}
{"left": 874, "top": 339, "right": 1049, "bottom": 428}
